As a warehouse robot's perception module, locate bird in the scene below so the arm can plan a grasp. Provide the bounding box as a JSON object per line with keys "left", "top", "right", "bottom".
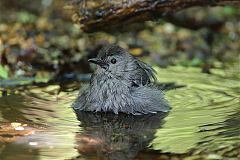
{"left": 72, "top": 44, "right": 170, "bottom": 115}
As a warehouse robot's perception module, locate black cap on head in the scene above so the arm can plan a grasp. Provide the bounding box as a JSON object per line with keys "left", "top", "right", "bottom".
{"left": 98, "top": 44, "right": 126, "bottom": 59}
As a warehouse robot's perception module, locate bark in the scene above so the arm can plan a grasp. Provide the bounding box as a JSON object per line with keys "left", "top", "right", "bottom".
{"left": 66, "top": 0, "right": 240, "bottom": 32}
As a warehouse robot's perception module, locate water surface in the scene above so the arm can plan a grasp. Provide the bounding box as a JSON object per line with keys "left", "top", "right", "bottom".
{"left": 0, "top": 66, "right": 239, "bottom": 160}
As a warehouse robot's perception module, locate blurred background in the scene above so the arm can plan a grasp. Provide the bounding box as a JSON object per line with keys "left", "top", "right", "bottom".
{"left": 0, "top": 0, "right": 239, "bottom": 87}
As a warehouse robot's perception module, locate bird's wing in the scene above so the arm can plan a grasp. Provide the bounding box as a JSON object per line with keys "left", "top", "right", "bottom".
{"left": 131, "top": 85, "right": 170, "bottom": 115}
{"left": 137, "top": 60, "right": 157, "bottom": 82}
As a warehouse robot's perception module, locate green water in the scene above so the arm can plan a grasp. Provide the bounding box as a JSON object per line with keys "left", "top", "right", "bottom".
{"left": 0, "top": 66, "right": 239, "bottom": 160}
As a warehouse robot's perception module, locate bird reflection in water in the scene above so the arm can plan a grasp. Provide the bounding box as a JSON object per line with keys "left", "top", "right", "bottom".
{"left": 74, "top": 111, "right": 168, "bottom": 160}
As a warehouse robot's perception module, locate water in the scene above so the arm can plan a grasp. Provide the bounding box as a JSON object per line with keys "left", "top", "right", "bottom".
{"left": 0, "top": 66, "right": 239, "bottom": 160}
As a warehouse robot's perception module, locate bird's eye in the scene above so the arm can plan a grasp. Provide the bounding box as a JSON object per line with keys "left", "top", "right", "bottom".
{"left": 111, "top": 58, "right": 117, "bottom": 64}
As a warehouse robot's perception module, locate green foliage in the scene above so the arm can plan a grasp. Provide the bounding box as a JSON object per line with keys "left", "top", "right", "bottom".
{"left": 18, "top": 11, "right": 37, "bottom": 23}
{"left": 223, "top": 6, "right": 237, "bottom": 16}
{"left": 179, "top": 57, "right": 204, "bottom": 67}
{"left": 0, "top": 65, "right": 8, "bottom": 79}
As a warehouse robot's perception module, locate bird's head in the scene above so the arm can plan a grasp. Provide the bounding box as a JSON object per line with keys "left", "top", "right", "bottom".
{"left": 88, "top": 44, "right": 136, "bottom": 76}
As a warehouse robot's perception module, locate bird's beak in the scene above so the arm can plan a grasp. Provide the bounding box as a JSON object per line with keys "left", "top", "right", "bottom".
{"left": 88, "top": 58, "right": 109, "bottom": 70}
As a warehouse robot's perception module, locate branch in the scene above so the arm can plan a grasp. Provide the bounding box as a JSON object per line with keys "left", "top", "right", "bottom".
{"left": 66, "top": 0, "right": 240, "bottom": 32}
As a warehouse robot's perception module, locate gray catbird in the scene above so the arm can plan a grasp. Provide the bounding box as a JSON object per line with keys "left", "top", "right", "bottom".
{"left": 73, "top": 44, "right": 170, "bottom": 115}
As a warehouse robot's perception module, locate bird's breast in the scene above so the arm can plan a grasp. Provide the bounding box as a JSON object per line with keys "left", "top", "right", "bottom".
{"left": 98, "top": 77, "right": 127, "bottom": 98}
{"left": 88, "top": 75, "right": 130, "bottom": 111}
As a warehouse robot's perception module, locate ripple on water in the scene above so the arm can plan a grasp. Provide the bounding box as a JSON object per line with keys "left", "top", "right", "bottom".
{"left": 0, "top": 66, "right": 239, "bottom": 159}
{"left": 151, "top": 67, "right": 240, "bottom": 156}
